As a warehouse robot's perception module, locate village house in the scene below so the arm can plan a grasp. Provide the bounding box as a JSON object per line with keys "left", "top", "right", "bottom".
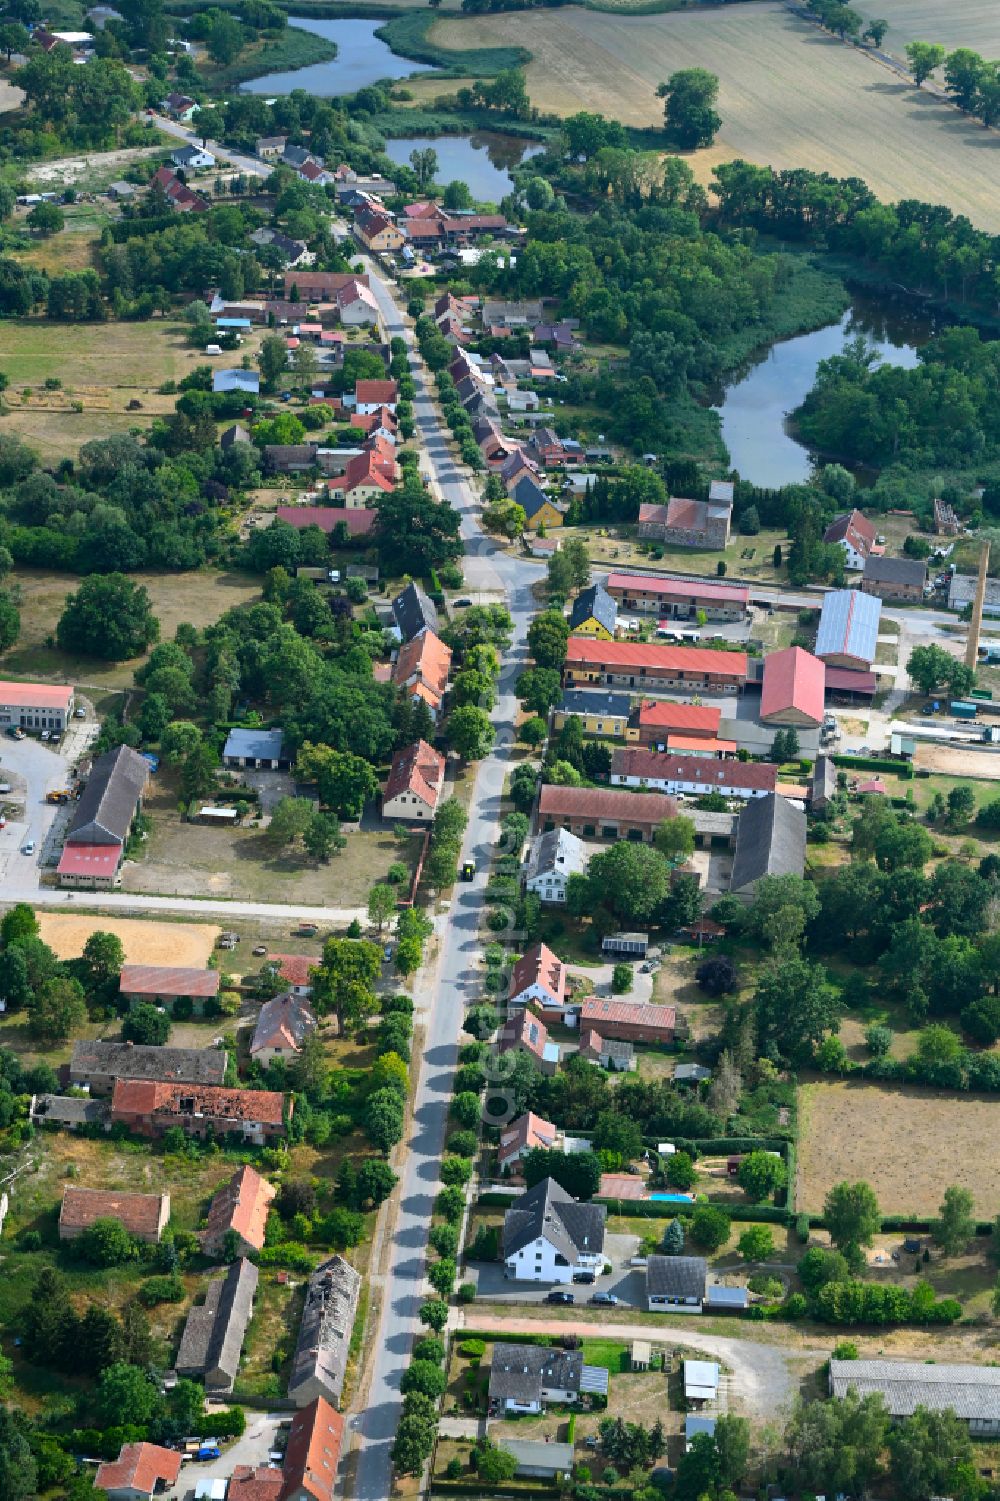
{"left": 628, "top": 699, "right": 724, "bottom": 748}
{"left": 354, "top": 379, "right": 398, "bottom": 414}
{"left": 57, "top": 744, "right": 149, "bottom": 888}
{"left": 213, "top": 369, "right": 259, "bottom": 395}
{"left": 815, "top": 588, "right": 882, "bottom": 671}
{"left": 354, "top": 205, "right": 405, "bottom": 254}
{"left": 95, "top": 1442, "right": 181, "bottom": 1501}
{"left": 508, "top": 942, "right": 568, "bottom": 1013}
{"left": 287, "top": 1257, "right": 361, "bottom": 1410}
{"left": 604, "top": 573, "right": 749, "bottom": 621}
{"left": 171, "top": 144, "right": 214, "bottom": 172}
{"left": 514, "top": 477, "right": 564, "bottom": 531}
{"left": 637, "top": 484, "right": 733, "bottom": 549}
{"left": 283, "top": 271, "right": 370, "bottom": 302}
{"left": 255, "top": 134, "right": 287, "bottom": 158}
{"left": 646, "top": 1255, "right": 707, "bottom": 1313}
{"left": 488, "top": 1343, "right": 607, "bottom": 1416}
{"left": 59, "top": 1186, "right": 170, "bottom": 1244}
{"left": 336, "top": 280, "right": 381, "bottom": 326}
{"left": 823, "top": 508, "right": 877, "bottom": 569}
{"left": 327, "top": 443, "right": 397, "bottom": 505}
{"left": 119, "top": 964, "right": 220, "bottom": 1014}
{"left": 525, "top": 827, "right": 589, "bottom": 905}
{"left": 552, "top": 691, "right": 632, "bottom": 739}
{"left": 266, "top": 954, "right": 320, "bottom": 998}
{"left": 759, "top": 646, "right": 826, "bottom": 728}
{"left": 391, "top": 629, "right": 452, "bottom": 719}
{"left": 861, "top": 555, "right": 927, "bottom": 603}
{"left": 223, "top": 727, "right": 287, "bottom": 771}
{"left": 610, "top": 749, "right": 777, "bottom": 800}
{"left": 498, "top": 1111, "right": 559, "bottom": 1174}
{"left": 811, "top": 754, "right": 837, "bottom": 813}
{"left": 383, "top": 739, "right": 447, "bottom": 822}
{"left": 110, "top": 1079, "right": 287, "bottom": 1144}
{"left": 579, "top": 1029, "right": 636, "bottom": 1072}
{"left": 68, "top": 1040, "right": 226, "bottom": 1096}
{"left": 149, "top": 166, "right": 209, "bottom": 214}
{"left": 569, "top": 584, "right": 617, "bottom": 639}
{"left": 498, "top": 1009, "right": 561, "bottom": 1075}
{"left": 392, "top": 580, "right": 439, "bottom": 641}
{"left": 162, "top": 91, "right": 197, "bottom": 121}
{"left": 0, "top": 680, "right": 74, "bottom": 733}
{"left": 175, "top": 1257, "right": 258, "bottom": 1394}
{"left": 280, "top": 1397, "right": 345, "bottom": 1501}
{"left": 229, "top": 1467, "right": 283, "bottom": 1501}
{"left": 502, "top": 1176, "right": 606, "bottom": 1283}
{"left": 563, "top": 639, "right": 748, "bottom": 695}
{"left": 202, "top": 1164, "right": 276, "bottom": 1257}
{"left": 275, "top": 504, "right": 376, "bottom": 540}
{"left": 729, "top": 793, "right": 807, "bottom": 899}
{"left": 538, "top": 784, "right": 679, "bottom": 843}
{"left": 576, "top": 996, "right": 677, "bottom": 1045}
{"left": 250, "top": 992, "right": 318, "bottom": 1067}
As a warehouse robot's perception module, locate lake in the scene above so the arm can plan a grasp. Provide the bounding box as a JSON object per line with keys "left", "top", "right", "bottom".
{"left": 384, "top": 133, "right": 543, "bottom": 202}
{"left": 715, "top": 296, "right": 937, "bottom": 488}
{"left": 241, "top": 17, "right": 434, "bottom": 96}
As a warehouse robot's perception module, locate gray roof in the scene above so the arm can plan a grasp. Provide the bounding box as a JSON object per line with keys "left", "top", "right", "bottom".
{"left": 709, "top": 481, "right": 734, "bottom": 505}
{"left": 32, "top": 1094, "right": 109, "bottom": 1127}
{"left": 251, "top": 992, "right": 317, "bottom": 1056}
{"left": 685, "top": 1415, "right": 717, "bottom": 1441}
{"left": 559, "top": 690, "right": 631, "bottom": 719}
{"left": 488, "top": 1342, "right": 583, "bottom": 1405}
{"left": 730, "top": 793, "right": 806, "bottom": 894}
{"left": 173, "top": 144, "right": 211, "bottom": 166}
{"left": 862, "top": 555, "right": 927, "bottom": 587}
{"left": 498, "top": 1439, "right": 575, "bottom": 1475}
{"left": 513, "top": 475, "right": 551, "bottom": 519}
{"left": 526, "top": 827, "right": 589, "bottom": 886}
{"left": 283, "top": 145, "right": 320, "bottom": 168}
{"left": 674, "top": 1063, "right": 712, "bottom": 1082}
{"left": 811, "top": 755, "right": 837, "bottom": 803}
{"left": 70, "top": 1040, "right": 226, "bottom": 1087}
{"left": 176, "top": 1258, "right": 258, "bottom": 1392}
{"left": 223, "top": 727, "right": 284, "bottom": 762}
{"left": 815, "top": 588, "right": 881, "bottom": 665}
{"left": 569, "top": 584, "right": 617, "bottom": 636}
{"left": 392, "top": 581, "right": 439, "bottom": 642}
{"left": 830, "top": 1358, "right": 1000, "bottom": 1422}
{"left": 503, "top": 1176, "right": 606, "bottom": 1263}
{"left": 705, "top": 1284, "right": 749, "bottom": 1308}
{"left": 68, "top": 745, "right": 148, "bottom": 846}
{"left": 287, "top": 1255, "right": 361, "bottom": 1406}
{"left": 585, "top": 1035, "right": 635, "bottom": 1062}
{"left": 219, "top": 423, "right": 250, "bottom": 449}
{"left": 647, "top": 1254, "right": 707, "bottom": 1299}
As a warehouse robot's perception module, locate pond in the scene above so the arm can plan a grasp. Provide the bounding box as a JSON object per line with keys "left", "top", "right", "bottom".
{"left": 384, "top": 133, "right": 544, "bottom": 202}
{"left": 241, "top": 17, "right": 435, "bottom": 96}
{"left": 715, "top": 295, "right": 938, "bottom": 488}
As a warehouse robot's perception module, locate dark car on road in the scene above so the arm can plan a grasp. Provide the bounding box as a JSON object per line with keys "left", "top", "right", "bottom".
{"left": 589, "top": 1292, "right": 619, "bottom": 1306}
{"left": 545, "top": 1290, "right": 575, "bottom": 1305}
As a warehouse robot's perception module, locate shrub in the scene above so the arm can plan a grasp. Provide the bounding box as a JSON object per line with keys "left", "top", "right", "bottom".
{"left": 137, "top": 1274, "right": 184, "bottom": 1306}
{"left": 447, "top": 1130, "right": 477, "bottom": 1157}
{"left": 689, "top": 1204, "right": 731, "bottom": 1253}
{"left": 783, "top": 1292, "right": 808, "bottom": 1319}
{"left": 457, "top": 1281, "right": 476, "bottom": 1303}
{"left": 795, "top": 1213, "right": 811, "bottom": 1244}
{"left": 412, "top": 1336, "right": 445, "bottom": 1364}
{"left": 459, "top": 1338, "right": 486, "bottom": 1358}
{"left": 611, "top": 962, "right": 632, "bottom": 994}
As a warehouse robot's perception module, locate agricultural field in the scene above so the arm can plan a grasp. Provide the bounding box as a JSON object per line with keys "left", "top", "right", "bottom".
{"left": 873, "top": 0, "right": 1000, "bottom": 60}
{"left": 798, "top": 1078, "right": 1000, "bottom": 1216}
{"left": 430, "top": 3, "right": 1000, "bottom": 230}
{"left": 3, "top": 565, "right": 263, "bottom": 690}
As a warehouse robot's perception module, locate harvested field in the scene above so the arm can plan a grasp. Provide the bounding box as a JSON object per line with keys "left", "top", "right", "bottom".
{"left": 874, "top": 0, "right": 1000, "bottom": 60}
{"left": 36, "top": 912, "right": 219, "bottom": 966}
{"left": 798, "top": 1078, "right": 1000, "bottom": 1216}
{"left": 0, "top": 318, "right": 233, "bottom": 390}
{"left": 430, "top": 3, "right": 1000, "bottom": 229}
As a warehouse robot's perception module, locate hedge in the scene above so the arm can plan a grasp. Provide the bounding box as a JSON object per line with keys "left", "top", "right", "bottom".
{"left": 594, "top": 1197, "right": 791, "bottom": 1225}
{"left": 477, "top": 1191, "right": 519, "bottom": 1207}
{"left": 663, "top": 1136, "right": 792, "bottom": 1156}
{"left": 430, "top": 1485, "right": 555, "bottom": 1498}
{"left": 833, "top": 754, "right": 913, "bottom": 779}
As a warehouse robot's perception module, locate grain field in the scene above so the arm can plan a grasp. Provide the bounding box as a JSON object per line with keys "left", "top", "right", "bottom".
{"left": 430, "top": 3, "right": 1000, "bottom": 229}
{"left": 874, "top": 0, "right": 1000, "bottom": 61}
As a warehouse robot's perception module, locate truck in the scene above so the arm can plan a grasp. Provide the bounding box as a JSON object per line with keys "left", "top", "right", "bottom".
{"left": 951, "top": 700, "right": 979, "bottom": 720}
{"left": 971, "top": 688, "right": 993, "bottom": 701}
{"left": 45, "top": 789, "right": 71, "bottom": 804}
{"left": 460, "top": 860, "right": 475, "bottom": 881}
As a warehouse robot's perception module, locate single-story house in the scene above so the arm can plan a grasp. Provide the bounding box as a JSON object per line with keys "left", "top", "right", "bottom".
{"left": 829, "top": 1357, "right": 1000, "bottom": 1436}
{"left": 59, "top": 1186, "right": 169, "bottom": 1244}
{"left": 563, "top": 638, "right": 747, "bottom": 695}
{"left": 212, "top": 369, "right": 259, "bottom": 395}
{"left": 759, "top": 647, "right": 825, "bottom": 728}
{"left": 171, "top": 145, "right": 215, "bottom": 171}
{"left": 498, "top": 1111, "right": 559, "bottom": 1173}
{"left": 496, "top": 1439, "right": 575, "bottom": 1481}
{"left": 601, "top": 932, "right": 649, "bottom": 958}
{"left": 119, "top": 964, "right": 220, "bottom": 1014}
{"left": 647, "top": 1255, "right": 707, "bottom": 1313}
{"left": 223, "top": 727, "right": 287, "bottom": 770}
{"left": 683, "top": 1358, "right": 720, "bottom": 1403}
{"left": 579, "top": 1029, "right": 636, "bottom": 1072}
{"left": 538, "top": 784, "right": 679, "bottom": 844}
{"left": 488, "top": 1343, "right": 606, "bottom": 1414}
{"left": 95, "top": 1442, "right": 181, "bottom": 1501}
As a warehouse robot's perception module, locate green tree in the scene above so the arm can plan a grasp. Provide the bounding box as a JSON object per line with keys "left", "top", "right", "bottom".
{"left": 267, "top": 796, "right": 312, "bottom": 849}
{"left": 1, "top": 904, "right": 38, "bottom": 947}
{"left": 303, "top": 811, "right": 344, "bottom": 863}
{"left": 474, "top": 1443, "right": 518, "bottom": 1483}
{"left": 587, "top": 841, "right": 671, "bottom": 924}
{"left": 944, "top": 46, "right": 985, "bottom": 110}
{"left": 368, "top": 883, "right": 396, "bottom": 933}
{"left": 659, "top": 68, "right": 721, "bottom": 147}
{"left": 516, "top": 666, "right": 562, "bottom": 714}
{"left": 296, "top": 743, "right": 379, "bottom": 820}
{"left": 527, "top": 610, "right": 570, "bottom": 668}
{"left": 26, "top": 202, "right": 64, "bottom": 236}
{"left": 313, "top": 937, "right": 381, "bottom": 1034}
{"left": 714, "top": 1413, "right": 751, "bottom": 1490}
{"left": 363, "top": 1087, "right": 404, "bottom": 1154}
{"left": 737, "top": 1224, "right": 774, "bottom": 1262}
{"left": 57, "top": 575, "right": 159, "bottom": 660}
{"left": 446, "top": 704, "right": 493, "bottom": 760}
{"left": 0, "top": 591, "right": 20, "bottom": 652}
{"left": 123, "top": 1003, "right": 170, "bottom": 1045}
{"left": 689, "top": 1203, "right": 731, "bottom": 1253}
{"left": 27, "top": 976, "right": 86, "bottom": 1044}
{"left": 906, "top": 642, "right": 953, "bottom": 695}
{"left": 258, "top": 332, "right": 288, "bottom": 391}
{"left": 934, "top": 1184, "right": 976, "bottom": 1258}
{"left": 96, "top": 1362, "right": 162, "bottom": 1427}
{"left": 824, "top": 1179, "right": 881, "bottom": 1265}
{"left": 653, "top": 815, "right": 696, "bottom": 860}
{"left": 0, "top": 1406, "right": 36, "bottom": 1501}
{"left": 864, "top": 18, "right": 888, "bottom": 46}
{"left": 82, "top": 930, "right": 125, "bottom": 986}
{"left": 947, "top": 785, "right": 976, "bottom": 826}
{"left": 737, "top": 1150, "right": 788, "bottom": 1202}
{"left": 888, "top": 1406, "right": 974, "bottom": 1501}
{"left": 754, "top": 958, "right": 840, "bottom": 1066}
{"left": 77, "top": 1217, "right": 138, "bottom": 1268}
{"left": 662, "top": 1217, "right": 685, "bottom": 1255}
{"left": 905, "top": 40, "right": 945, "bottom": 85}
{"left": 0, "top": 21, "right": 30, "bottom": 60}
{"left": 523, "top": 1148, "right": 602, "bottom": 1201}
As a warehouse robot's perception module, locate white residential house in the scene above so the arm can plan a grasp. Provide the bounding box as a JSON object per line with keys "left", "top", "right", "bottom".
{"left": 525, "top": 828, "right": 588, "bottom": 905}
{"left": 502, "top": 1177, "right": 606, "bottom": 1284}
{"left": 171, "top": 145, "right": 215, "bottom": 172}
{"left": 508, "top": 942, "right": 567, "bottom": 1013}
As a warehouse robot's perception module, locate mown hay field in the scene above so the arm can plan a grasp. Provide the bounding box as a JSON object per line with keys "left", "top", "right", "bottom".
{"left": 874, "top": 0, "right": 1000, "bottom": 60}
{"left": 798, "top": 1079, "right": 1000, "bottom": 1216}
{"left": 430, "top": 3, "right": 1000, "bottom": 229}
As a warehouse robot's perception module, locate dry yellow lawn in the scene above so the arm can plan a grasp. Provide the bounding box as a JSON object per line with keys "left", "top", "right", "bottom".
{"left": 37, "top": 912, "right": 220, "bottom": 966}
{"left": 798, "top": 1079, "right": 1000, "bottom": 1216}
{"left": 431, "top": 3, "right": 1000, "bottom": 229}
{"left": 874, "top": 0, "right": 1000, "bottom": 59}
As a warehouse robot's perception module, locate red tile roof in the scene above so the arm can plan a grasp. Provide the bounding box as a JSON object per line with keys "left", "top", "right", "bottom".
{"left": 355, "top": 379, "right": 398, "bottom": 405}
{"left": 392, "top": 630, "right": 452, "bottom": 707}
{"left": 664, "top": 497, "right": 706, "bottom": 530}
{"left": 384, "top": 739, "right": 446, "bottom": 810}
{"left": 57, "top": 843, "right": 122, "bottom": 879}
{"left": 341, "top": 450, "right": 395, "bottom": 496}
{"left": 566, "top": 638, "right": 747, "bottom": 680}
{"left": 112, "top": 1078, "right": 285, "bottom": 1127}
{"left": 612, "top": 748, "right": 778, "bottom": 792}
{"left": 636, "top": 700, "right": 722, "bottom": 736}
{"left": 605, "top": 573, "right": 749, "bottom": 606}
{"left": 282, "top": 1396, "right": 344, "bottom": 1501}
{"left": 666, "top": 735, "right": 738, "bottom": 755}
{"left": 120, "top": 964, "right": 220, "bottom": 998}
{"left": 499, "top": 1008, "right": 551, "bottom": 1061}
{"left": 270, "top": 954, "right": 320, "bottom": 988}
{"left": 760, "top": 646, "right": 826, "bottom": 725}
{"left": 203, "top": 1164, "right": 276, "bottom": 1253}
{"left": 0, "top": 681, "right": 73, "bottom": 709}
{"left": 539, "top": 784, "right": 678, "bottom": 823}
{"left": 229, "top": 1467, "right": 284, "bottom": 1501}
{"left": 579, "top": 996, "right": 676, "bottom": 1035}
{"left": 60, "top": 1186, "right": 168, "bottom": 1237}
{"left": 509, "top": 942, "right": 566, "bottom": 1006}
{"left": 96, "top": 1443, "right": 181, "bottom": 1496}
{"left": 499, "top": 1111, "right": 557, "bottom": 1166}
{"left": 275, "top": 506, "right": 376, "bottom": 537}
{"left": 824, "top": 508, "right": 877, "bottom": 556}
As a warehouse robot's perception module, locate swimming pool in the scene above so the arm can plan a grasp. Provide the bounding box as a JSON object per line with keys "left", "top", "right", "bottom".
{"left": 648, "top": 1193, "right": 696, "bottom": 1203}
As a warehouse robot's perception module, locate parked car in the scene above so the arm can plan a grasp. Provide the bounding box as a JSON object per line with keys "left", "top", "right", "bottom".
{"left": 252, "top": 944, "right": 267, "bottom": 956}
{"left": 571, "top": 1271, "right": 595, "bottom": 1285}
{"left": 21, "top": 840, "right": 34, "bottom": 855}
{"left": 545, "top": 1290, "right": 575, "bottom": 1305}
{"left": 73, "top": 706, "right": 86, "bottom": 718}
{"left": 590, "top": 1292, "right": 619, "bottom": 1306}
{"left": 383, "top": 945, "right": 393, "bottom": 962}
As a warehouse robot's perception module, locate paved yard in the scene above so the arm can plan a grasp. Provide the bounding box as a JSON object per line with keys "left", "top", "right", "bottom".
{"left": 470, "top": 1234, "right": 643, "bottom": 1307}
